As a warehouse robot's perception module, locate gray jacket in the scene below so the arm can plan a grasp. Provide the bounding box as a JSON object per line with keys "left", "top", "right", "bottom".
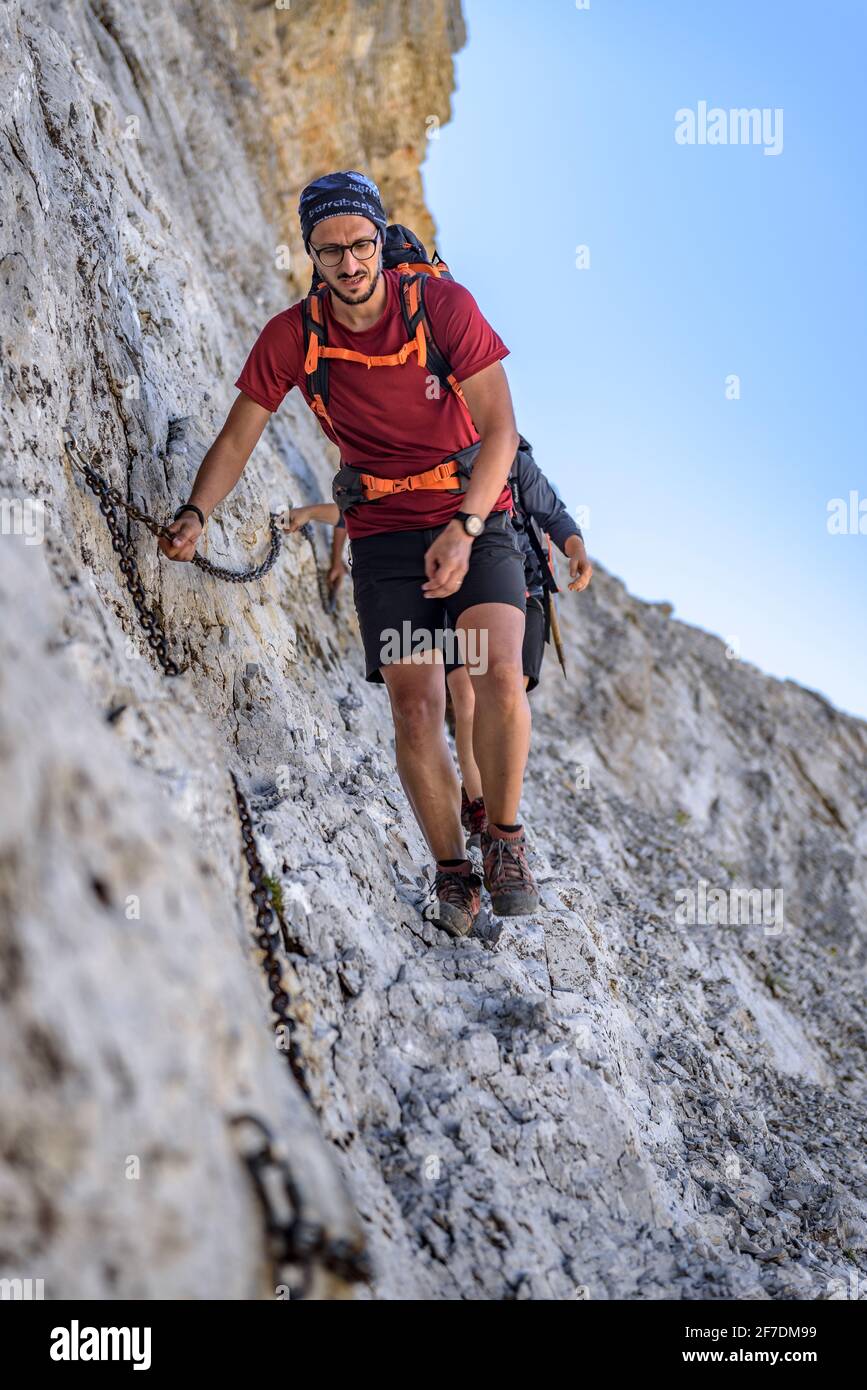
{"left": 335, "top": 442, "right": 582, "bottom": 594}
{"left": 510, "top": 441, "right": 582, "bottom": 597}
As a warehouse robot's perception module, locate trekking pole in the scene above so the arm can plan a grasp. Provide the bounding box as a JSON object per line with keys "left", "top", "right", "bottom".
{"left": 548, "top": 591, "right": 568, "bottom": 680}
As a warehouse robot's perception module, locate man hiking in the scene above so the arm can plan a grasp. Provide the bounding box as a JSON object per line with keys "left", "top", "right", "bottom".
{"left": 158, "top": 170, "right": 536, "bottom": 937}
{"left": 446, "top": 450, "right": 592, "bottom": 847}
{"left": 287, "top": 452, "right": 594, "bottom": 855}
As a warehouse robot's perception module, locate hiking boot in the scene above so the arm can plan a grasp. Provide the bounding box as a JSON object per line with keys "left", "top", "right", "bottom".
{"left": 433, "top": 863, "right": 482, "bottom": 938}
{"left": 460, "top": 789, "right": 488, "bottom": 851}
{"left": 481, "top": 826, "right": 540, "bottom": 916}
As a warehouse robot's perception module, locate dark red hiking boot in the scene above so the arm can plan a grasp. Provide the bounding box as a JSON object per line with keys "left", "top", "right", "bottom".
{"left": 481, "top": 825, "right": 540, "bottom": 916}
{"left": 433, "top": 861, "right": 482, "bottom": 938}
{"left": 460, "top": 788, "right": 488, "bottom": 851}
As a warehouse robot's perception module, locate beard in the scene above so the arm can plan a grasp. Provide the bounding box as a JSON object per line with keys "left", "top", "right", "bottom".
{"left": 329, "top": 258, "right": 383, "bottom": 306}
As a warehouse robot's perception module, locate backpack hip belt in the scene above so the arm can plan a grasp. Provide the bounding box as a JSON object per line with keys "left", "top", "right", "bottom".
{"left": 332, "top": 449, "right": 473, "bottom": 513}
{"left": 358, "top": 458, "right": 464, "bottom": 502}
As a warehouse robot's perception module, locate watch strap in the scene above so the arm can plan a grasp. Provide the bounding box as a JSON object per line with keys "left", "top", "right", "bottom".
{"left": 454, "top": 510, "right": 483, "bottom": 535}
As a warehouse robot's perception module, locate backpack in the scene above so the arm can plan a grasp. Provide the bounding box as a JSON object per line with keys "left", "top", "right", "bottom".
{"left": 302, "top": 224, "right": 469, "bottom": 437}
{"left": 304, "top": 223, "right": 559, "bottom": 599}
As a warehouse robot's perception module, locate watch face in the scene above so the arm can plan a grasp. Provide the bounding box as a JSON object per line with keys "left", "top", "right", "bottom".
{"left": 466, "top": 514, "right": 484, "bottom": 536}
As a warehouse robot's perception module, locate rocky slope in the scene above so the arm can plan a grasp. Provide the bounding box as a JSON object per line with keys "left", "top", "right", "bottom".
{"left": 1, "top": 0, "right": 865, "bottom": 1300}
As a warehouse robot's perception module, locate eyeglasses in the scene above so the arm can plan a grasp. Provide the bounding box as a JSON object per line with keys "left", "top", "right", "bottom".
{"left": 309, "top": 232, "right": 380, "bottom": 268}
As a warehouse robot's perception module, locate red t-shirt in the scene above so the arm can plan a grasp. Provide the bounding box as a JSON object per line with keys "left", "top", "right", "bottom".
{"left": 234, "top": 268, "right": 512, "bottom": 538}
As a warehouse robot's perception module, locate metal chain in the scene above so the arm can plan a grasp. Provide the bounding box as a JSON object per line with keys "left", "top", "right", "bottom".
{"left": 230, "top": 772, "right": 310, "bottom": 1098}
{"left": 63, "top": 427, "right": 361, "bottom": 1291}
{"left": 63, "top": 430, "right": 186, "bottom": 677}
{"left": 192, "top": 515, "right": 282, "bottom": 583}
{"left": 193, "top": 519, "right": 280, "bottom": 583}
{"left": 229, "top": 784, "right": 372, "bottom": 1295}
{"left": 64, "top": 427, "right": 282, "bottom": 579}
{"left": 64, "top": 432, "right": 337, "bottom": 673}
{"left": 230, "top": 1114, "right": 371, "bottom": 1298}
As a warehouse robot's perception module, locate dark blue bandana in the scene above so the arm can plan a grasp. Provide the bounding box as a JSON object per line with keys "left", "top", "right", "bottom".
{"left": 298, "top": 170, "right": 388, "bottom": 246}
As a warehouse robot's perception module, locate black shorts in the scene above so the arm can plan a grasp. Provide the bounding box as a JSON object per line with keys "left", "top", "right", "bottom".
{"left": 521, "top": 595, "right": 547, "bottom": 691}
{"left": 349, "top": 511, "right": 526, "bottom": 684}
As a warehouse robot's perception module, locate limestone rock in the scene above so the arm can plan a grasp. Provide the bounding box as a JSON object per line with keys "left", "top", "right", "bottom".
{"left": 1, "top": 0, "right": 865, "bottom": 1302}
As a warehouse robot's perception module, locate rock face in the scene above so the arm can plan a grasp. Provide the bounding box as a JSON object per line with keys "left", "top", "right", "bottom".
{"left": 1, "top": 0, "right": 865, "bottom": 1301}
{"left": 240, "top": 0, "right": 465, "bottom": 262}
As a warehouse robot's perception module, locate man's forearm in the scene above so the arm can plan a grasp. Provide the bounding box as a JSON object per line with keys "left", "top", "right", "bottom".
{"left": 331, "top": 525, "right": 347, "bottom": 564}
{"left": 460, "top": 426, "right": 519, "bottom": 519}
{"left": 304, "top": 502, "right": 340, "bottom": 526}
{"left": 185, "top": 435, "right": 251, "bottom": 520}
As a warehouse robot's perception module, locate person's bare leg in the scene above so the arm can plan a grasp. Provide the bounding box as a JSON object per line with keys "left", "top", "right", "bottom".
{"left": 446, "top": 666, "right": 483, "bottom": 801}
{"left": 457, "top": 603, "right": 529, "bottom": 825}
{"left": 381, "top": 657, "right": 465, "bottom": 861}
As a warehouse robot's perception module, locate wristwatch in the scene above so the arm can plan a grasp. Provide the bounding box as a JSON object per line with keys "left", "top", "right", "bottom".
{"left": 454, "top": 511, "right": 484, "bottom": 538}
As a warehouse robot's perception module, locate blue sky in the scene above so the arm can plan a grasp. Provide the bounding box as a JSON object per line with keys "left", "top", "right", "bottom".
{"left": 423, "top": 0, "right": 866, "bottom": 719}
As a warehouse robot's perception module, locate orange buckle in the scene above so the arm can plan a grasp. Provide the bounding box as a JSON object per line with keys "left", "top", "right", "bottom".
{"left": 359, "top": 458, "right": 461, "bottom": 500}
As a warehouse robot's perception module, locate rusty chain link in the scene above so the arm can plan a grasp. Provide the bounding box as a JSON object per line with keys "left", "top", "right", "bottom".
{"left": 229, "top": 779, "right": 372, "bottom": 1295}
{"left": 191, "top": 514, "right": 282, "bottom": 583}
{"left": 63, "top": 429, "right": 187, "bottom": 676}
{"left": 64, "top": 428, "right": 283, "bottom": 580}
{"left": 230, "top": 1114, "right": 371, "bottom": 1298}
{"left": 63, "top": 429, "right": 335, "bottom": 676}
{"left": 230, "top": 772, "right": 309, "bottom": 1098}
{"left": 64, "top": 427, "right": 361, "bottom": 1291}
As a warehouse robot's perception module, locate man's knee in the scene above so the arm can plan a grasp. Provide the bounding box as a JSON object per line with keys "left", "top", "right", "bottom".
{"left": 387, "top": 674, "right": 445, "bottom": 738}
{"left": 475, "top": 653, "right": 525, "bottom": 702}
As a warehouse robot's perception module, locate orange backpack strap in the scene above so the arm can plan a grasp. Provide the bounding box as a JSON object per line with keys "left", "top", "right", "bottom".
{"left": 302, "top": 271, "right": 471, "bottom": 439}
{"left": 302, "top": 284, "right": 338, "bottom": 431}
{"left": 394, "top": 260, "right": 450, "bottom": 278}
{"left": 357, "top": 458, "right": 462, "bottom": 502}
{"left": 303, "top": 278, "right": 426, "bottom": 409}
{"left": 310, "top": 334, "right": 425, "bottom": 371}
{"left": 398, "top": 273, "right": 470, "bottom": 420}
